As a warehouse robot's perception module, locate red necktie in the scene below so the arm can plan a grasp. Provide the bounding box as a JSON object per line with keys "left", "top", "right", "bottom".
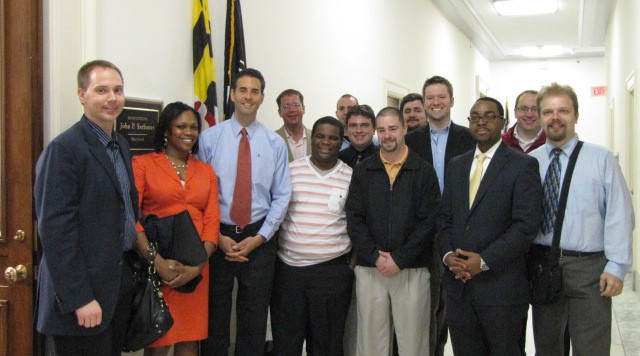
{"left": 230, "top": 128, "right": 252, "bottom": 228}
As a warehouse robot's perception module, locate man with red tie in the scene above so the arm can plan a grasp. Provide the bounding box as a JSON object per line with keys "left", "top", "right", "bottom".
{"left": 198, "top": 68, "right": 292, "bottom": 356}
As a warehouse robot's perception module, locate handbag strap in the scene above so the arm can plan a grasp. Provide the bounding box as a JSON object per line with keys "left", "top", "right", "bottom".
{"left": 549, "top": 140, "right": 583, "bottom": 264}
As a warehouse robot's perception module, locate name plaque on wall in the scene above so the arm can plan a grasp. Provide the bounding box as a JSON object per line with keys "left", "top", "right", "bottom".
{"left": 115, "top": 98, "right": 163, "bottom": 155}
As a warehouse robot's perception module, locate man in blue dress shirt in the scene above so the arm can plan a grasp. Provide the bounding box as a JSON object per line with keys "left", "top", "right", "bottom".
{"left": 530, "top": 83, "right": 634, "bottom": 356}
{"left": 198, "top": 68, "right": 292, "bottom": 356}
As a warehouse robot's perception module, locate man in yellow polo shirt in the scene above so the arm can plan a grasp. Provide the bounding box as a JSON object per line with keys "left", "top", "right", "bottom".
{"left": 346, "top": 107, "right": 440, "bottom": 356}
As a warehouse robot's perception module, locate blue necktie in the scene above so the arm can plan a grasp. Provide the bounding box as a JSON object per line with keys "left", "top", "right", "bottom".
{"left": 542, "top": 148, "right": 563, "bottom": 234}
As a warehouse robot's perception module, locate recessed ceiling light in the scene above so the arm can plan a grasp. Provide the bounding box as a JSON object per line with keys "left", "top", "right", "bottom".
{"left": 493, "top": 0, "right": 558, "bottom": 16}
{"left": 519, "top": 45, "right": 569, "bottom": 57}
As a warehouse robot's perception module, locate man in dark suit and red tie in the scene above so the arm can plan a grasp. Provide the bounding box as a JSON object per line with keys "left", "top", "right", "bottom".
{"left": 436, "top": 97, "right": 542, "bottom": 356}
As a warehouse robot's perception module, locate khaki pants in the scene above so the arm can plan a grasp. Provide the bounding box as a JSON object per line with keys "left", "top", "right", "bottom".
{"left": 354, "top": 266, "right": 430, "bottom": 356}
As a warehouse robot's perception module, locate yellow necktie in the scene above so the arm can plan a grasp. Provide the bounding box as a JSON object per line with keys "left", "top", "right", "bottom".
{"left": 469, "top": 153, "right": 486, "bottom": 208}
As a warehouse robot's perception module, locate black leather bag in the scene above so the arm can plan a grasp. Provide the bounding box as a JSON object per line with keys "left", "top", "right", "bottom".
{"left": 141, "top": 210, "right": 208, "bottom": 293}
{"left": 122, "top": 244, "right": 174, "bottom": 352}
{"left": 528, "top": 248, "right": 563, "bottom": 305}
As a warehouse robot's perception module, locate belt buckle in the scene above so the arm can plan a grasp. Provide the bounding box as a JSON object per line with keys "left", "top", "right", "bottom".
{"left": 235, "top": 225, "right": 243, "bottom": 234}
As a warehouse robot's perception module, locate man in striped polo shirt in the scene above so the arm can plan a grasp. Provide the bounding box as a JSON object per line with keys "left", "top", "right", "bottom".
{"left": 271, "top": 116, "right": 354, "bottom": 356}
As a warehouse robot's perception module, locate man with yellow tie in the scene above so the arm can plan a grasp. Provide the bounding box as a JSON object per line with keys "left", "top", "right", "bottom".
{"left": 436, "top": 97, "right": 543, "bottom": 356}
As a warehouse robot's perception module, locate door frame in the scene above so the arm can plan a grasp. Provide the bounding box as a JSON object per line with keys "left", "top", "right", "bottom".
{"left": 0, "top": 0, "right": 43, "bottom": 354}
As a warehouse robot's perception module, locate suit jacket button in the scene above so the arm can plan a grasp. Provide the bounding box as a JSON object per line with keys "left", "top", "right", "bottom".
{"left": 465, "top": 226, "right": 470, "bottom": 231}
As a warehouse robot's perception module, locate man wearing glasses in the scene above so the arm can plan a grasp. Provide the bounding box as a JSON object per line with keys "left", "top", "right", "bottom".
{"left": 502, "top": 90, "right": 546, "bottom": 153}
{"left": 275, "top": 89, "right": 312, "bottom": 162}
{"left": 437, "top": 97, "right": 542, "bottom": 356}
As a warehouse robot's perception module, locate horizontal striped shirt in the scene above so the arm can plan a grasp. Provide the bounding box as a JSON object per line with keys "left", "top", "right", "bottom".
{"left": 278, "top": 157, "right": 353, "bottom": 266}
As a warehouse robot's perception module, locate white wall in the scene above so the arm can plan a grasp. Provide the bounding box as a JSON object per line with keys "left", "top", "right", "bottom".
{"left": 605, "top": 0, "right": 640, "bottom": 290}
{"left": 44, "top": 0, "right": 489, "bottom": 141}
{"left": 489, "top": 57, "right": 607, "bottom": 147}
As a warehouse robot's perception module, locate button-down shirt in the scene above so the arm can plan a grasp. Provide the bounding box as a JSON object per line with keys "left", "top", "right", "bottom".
{"left": 469, "top": 139, "right": 502, "bottom": 181}
{"left": 283, "top": 127, "right": 308, "bottom": 161}
{"left": 430, "top": 123, "right": 450, "bottom": 193}
{"left": 197, "top": 116, "right": 292, "bottom": 240}
{"left": 530, "top": 136, "right": 634, "bottom": 280}
{"left": 514, "top": 127, "right": 544, "bottom": 152}
{"left": 86, "top": 117, "right": 137, "bottom": 250}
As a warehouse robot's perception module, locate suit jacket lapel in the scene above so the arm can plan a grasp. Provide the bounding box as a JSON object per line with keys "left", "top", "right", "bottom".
{"left": 153, "top": 152, "right": 182, "bottom": 184}
{"left": 469, "top": 143, "right": 509, "bottom": 213}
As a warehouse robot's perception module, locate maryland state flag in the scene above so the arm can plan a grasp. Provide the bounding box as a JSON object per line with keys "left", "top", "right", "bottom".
{"left": 223, "top": 0, "right": 247, "bottom": 120}
{"left": 193, "top": 0, "right": 218, "bottom": 128}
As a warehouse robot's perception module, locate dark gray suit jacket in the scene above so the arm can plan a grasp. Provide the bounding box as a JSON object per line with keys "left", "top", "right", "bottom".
{"left": 405, "top": 121, "right": 476, "bottom": 175}
{"left": 436, "top": 142, "right": 542, "bottom": 305}
{"left": 34, "top": 116, "right": 138, "bottom": 335}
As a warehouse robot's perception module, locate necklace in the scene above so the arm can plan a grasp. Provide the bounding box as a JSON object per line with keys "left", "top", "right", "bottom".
{"left": 165, "top": 154, "right": 188, "bottom": 175}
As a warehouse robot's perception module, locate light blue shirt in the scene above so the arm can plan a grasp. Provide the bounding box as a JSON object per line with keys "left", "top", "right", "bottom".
{"left": 430, "top": 123, "right": 450, "bottom": 193}
{"left": 197, "top": 116, "right": 292, "bottom": 240}
{"left": 530, "top": 136, "right": 634, "bottom": 280}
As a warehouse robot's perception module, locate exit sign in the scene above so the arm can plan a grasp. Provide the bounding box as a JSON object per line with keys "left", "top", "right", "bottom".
{"left": 592, "top": 86, "right": 606, "bottom": 96}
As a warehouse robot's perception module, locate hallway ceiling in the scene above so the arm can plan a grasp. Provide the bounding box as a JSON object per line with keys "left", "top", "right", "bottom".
{"left": 431, "top": 0, "right": 614, "bottom": 60}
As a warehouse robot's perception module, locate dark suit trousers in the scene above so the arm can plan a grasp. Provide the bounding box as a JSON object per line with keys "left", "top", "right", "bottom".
{"left": 202, "top": 221, "right": 276, "bottom": 356}
{"left": 271, "top": 255, "right": 354, "bottom": 356}
{"left": 448, "top": 294, "right": 528, "bottom": 356}
{"left": 46, "top": 252, "right": 136, "bottom": 356}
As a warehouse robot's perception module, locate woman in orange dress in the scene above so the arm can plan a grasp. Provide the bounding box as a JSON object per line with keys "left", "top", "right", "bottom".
{"left": 132, "top": 102, "right": 219, "bottom": 356}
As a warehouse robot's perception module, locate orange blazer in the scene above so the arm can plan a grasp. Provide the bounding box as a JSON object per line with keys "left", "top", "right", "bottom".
{"left": 133, "top": 152, "right": 220, "bottom": 247}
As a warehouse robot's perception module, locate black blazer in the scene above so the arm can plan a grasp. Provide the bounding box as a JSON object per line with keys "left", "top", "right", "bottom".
{"left": 405, "top": 121, "right": 476, "bottom": 175}
{"left": 436, "top": 142, "right": 542, "bottom": 305}
{"left": 34, "top": 116, "right": 139, "bottom": 335}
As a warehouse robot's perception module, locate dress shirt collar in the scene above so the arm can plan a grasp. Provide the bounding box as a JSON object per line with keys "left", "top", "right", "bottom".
{"left": 85, "top": 115, "right": 118, "bottom": 147}
{"left": 429, "top": 121, "right": 451, "bottom": 134}
{"left": 230, "top": 114, "right": 259, "bottom": 139}
{"left": 473, "top": 139, "right": 502, "bottom": 161}
{"left": 544, "top": 135, "right": 578, "bottom": 159}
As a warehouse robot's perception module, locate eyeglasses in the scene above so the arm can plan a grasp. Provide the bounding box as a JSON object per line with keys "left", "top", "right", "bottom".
{"left": 281, "top": 103, "right": 302, "bottom": 110}
{"left": 467, "top": 113, "right": 503, "bottom": 123}
{"left": 517, "top": 106, "right": 538, "bottom": 113}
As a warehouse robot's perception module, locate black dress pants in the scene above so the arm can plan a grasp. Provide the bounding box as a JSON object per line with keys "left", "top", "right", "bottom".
{"left": 271, "top": 255, "right": 354, "bottom": 356}
{"left": 202, "top": 220, "right": 276, "bottom": 356}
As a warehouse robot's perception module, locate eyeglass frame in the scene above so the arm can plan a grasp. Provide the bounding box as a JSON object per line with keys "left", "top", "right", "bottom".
{"left": 467, "top": 113, "right": 504, "bottom": 123}
{"left": 516, "top": 106, "right": 538, "bottom": 113}
{"left": 280, "top": 102, "right": 303, "bottom": 110}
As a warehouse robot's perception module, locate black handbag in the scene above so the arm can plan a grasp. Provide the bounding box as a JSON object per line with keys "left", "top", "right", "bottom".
{"left": 528, "top": 141, "right": 583, "bottom": 305}
{"left": 141, "top": 210, "right": 208, "bottom": 293}
{"left": 123, "top": 243, "right": 174, "bottom": 352}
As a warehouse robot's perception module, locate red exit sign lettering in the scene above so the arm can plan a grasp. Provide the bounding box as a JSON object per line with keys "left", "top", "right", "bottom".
{"left": 592, "top": 86, "right": 606, "bottom": 96}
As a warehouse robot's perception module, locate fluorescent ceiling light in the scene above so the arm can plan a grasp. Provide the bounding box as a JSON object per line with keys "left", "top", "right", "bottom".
{"left": 493, "top": 0, "right": 558, "bottom": 16}
{"left": 519, "top": 45, "right": 569, "bottom": 57}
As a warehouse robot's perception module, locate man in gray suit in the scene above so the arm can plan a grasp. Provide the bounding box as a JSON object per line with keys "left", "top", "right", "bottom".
{"left": 275, "top": 89, "right": 311, "bottom": 162}
{"left": 437, "top": 97, "right": 542, "bottom": 356}
{"left": 34, "top": 60, "right": 139, "bottom": 356}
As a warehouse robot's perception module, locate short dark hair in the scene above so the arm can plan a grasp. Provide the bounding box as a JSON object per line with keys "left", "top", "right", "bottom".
{"left": 77, "top": 60, "right": 123, "bottom": 90}
{"left": 474, "top": 97, "right": 505, "bottom": 117}
{"left": 376, "top": 106, "right": 404, "bottom": 126}
{"left": 276, "top": 89, "right": 304, "bottom": 107}
{"left": 312, "top": 116, "right": 344, "bottom": 140}
{"left": 422, "top": 75, "right": 453, "bottom": 98}
{"left": 515, "top": 90, "right": 538, "bottom": 108}
{"left": 537, "top": 83, "right": 579, "bottom": 115}
{"left": 345, "top": 105, "right": 375, "bottom": 127}
{"left": 400, "top": 93, "right": 424, "bottom": 112}
{"left": 232, "top": 68, "right": 266, "bottom": 93}
{"left": 153, "top": 102, "right": 202, "bottom": 154}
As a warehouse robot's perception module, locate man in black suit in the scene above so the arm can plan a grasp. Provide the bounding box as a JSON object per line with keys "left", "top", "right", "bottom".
{"left": 437, "top": 97, "right": 542, "bottom": 356}
{"left": 34, "top": 60, "right": 139, "bottom": 356}
{"left": 404, "top": 75, "right": 475, "bottom": 356}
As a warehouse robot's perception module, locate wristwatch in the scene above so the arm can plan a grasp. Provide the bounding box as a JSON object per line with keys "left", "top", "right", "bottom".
{"left": 480, "top": 258, "right": 490, "bottom": 271}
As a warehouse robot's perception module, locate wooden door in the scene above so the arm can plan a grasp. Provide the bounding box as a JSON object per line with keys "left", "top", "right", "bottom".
{"left": 0, "top": 0, "right": 43, "bottom": 355}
